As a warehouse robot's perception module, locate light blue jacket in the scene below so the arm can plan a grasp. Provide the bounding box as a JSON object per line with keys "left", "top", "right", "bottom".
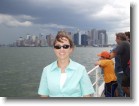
{"left": 38, "top": 59, "right": 95, "bottom": 97}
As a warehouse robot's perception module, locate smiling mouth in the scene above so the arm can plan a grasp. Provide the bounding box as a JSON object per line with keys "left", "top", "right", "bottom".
{"left": 59, "top": 53, "right": 65, "bottom": 55}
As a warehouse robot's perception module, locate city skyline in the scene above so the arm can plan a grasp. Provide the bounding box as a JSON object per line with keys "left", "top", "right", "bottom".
{"left": 0, "top": 0, "right": 131, "bottom": 44}
{"left": 10, "top": 29, "right": 109, "bottom": 47}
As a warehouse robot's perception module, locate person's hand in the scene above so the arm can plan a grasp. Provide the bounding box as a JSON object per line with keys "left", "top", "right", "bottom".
{"left": 95, "top": 61, "right": 99, "bottom": 66}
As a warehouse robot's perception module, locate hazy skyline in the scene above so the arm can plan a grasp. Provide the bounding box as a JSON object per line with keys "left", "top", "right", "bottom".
{"left": 0, "top": 0, "right": 131, "bottom": 44}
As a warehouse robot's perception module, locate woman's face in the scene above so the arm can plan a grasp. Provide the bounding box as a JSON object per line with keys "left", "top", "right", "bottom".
{"left": 54, "top": 37, "right": 73, "bottom": 61}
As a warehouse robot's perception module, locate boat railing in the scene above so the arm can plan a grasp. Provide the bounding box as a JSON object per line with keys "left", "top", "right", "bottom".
{"left": 88, "top": 65, "right": 104, "bottom": 97}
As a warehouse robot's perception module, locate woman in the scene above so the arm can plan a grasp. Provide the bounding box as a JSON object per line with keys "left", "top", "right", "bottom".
{"left": 38, "top": 31, "right": 94, "bottom": 97}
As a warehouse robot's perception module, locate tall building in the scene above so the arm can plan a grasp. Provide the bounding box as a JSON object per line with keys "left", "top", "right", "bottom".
{"left": 26, "top": 34, "right": 31, "bottom": 40}
{"left": 32, "top": 35, "right": 37, "bottom": 43}
{"left": 98, "top": 30, "right": 108, "bottom": 46}
{"left": 73, "top": 33, "right": 79, "bottom": 46}
{"left": 81, "top": 34, "right": 88, "bottom": 46}
{"left": 87, "top": 31, "right": 92, "bottom": 46}
{"left": 16, "top": 37, "right": 24, "bottom": 47}
{"left": 91, "top": 29, "right": 98, "bottom": 46}
{"left": 90, "top": 29, "right": 108, "bottom": 46}
{"left": 46, "top": 34, "right": 52, "bottom": 46}
{"left": 73, "top": 32, "right": 81, "bottom": 46}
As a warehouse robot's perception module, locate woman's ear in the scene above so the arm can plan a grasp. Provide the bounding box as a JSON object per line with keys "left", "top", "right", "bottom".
{"left": 69, "top": 48, "right": 73, "bottom": 54}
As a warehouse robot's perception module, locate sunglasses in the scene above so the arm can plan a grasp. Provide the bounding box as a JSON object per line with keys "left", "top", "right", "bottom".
{"left": 54, "top": 45, "right": 70, "bottom": 49}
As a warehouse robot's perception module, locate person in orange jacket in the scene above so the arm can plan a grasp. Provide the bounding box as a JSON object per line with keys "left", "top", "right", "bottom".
{"left": 95, "top": 51, "right": 117, "bottom": 97}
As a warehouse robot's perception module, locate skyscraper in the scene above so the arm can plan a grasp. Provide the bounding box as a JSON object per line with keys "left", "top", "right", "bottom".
{"left": 73, "top": 32, "right": 81, "bottom": 46}
{"left": 91, "top": 29, "right": 98, "bottom": 46}
{"left": 46, "top": 34, "right": 52, "bottom": 46}
{"left": 90, "top": 29, "right": 108, "bottom": 46}
{"left": 81, "top": 34, "right": 88, "bottom": 46}
{"left": 98, "top": 30, "right": 108, "bottom": 46}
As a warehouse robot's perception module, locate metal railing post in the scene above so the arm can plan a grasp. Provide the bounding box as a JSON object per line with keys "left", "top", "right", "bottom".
{"left": 88, "top": 65, "right": 104, "bottom": 97}
{"left": 95, "top": 67, "right": 99, "bottom": 97}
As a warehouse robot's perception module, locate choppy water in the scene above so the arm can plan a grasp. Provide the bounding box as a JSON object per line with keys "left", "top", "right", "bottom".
{"left": 0, "top": 47, "right": 111, "bottom": 97}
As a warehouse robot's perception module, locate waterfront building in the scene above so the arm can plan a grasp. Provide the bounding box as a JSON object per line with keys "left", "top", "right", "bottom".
{"left": 26, "top": 34, "right": 31, "bottom": 40}
{"left": 98, "top": 30, "right": 108, "bottom": 46}
{"left": 16, "top": 37, "right": 24, "bottom": 47}
{"left": 73, "top": 31, "right": 81, "bottom": 46}
{"left": 81, "top": 34, "right": 88, "bottom": 46}
{"left": 87, "top": 31, "right": 92, "bottom": 46}
{"left": 90, "top": 29, "right": 108, "bottom": 47}
{"left": 46, "top": 34, "right": 52, "bottom": 46}
{"left": 91, "top": 29, "right": 99, "bottom": 46}
{"left": 32, "top": 35, "right": 37, "bottom": 43}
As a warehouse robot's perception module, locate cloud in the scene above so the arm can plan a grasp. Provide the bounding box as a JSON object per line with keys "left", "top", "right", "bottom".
{"left": 0, "top": 14, "right": 33, "bottom": 27}
{"left": 17, "top": 15, "right": 36, "bottom": 20}
{"left": 89, "top": 1, "right": 130, "bottom": 21}
{"left": 42, "top": 23, "right": 76, "bottom": 29}
{"left": 90, "top": 4, "right": 121, "bottom": 20}
{"left": 0, "top": 0, "right": 131, "bottom": 44}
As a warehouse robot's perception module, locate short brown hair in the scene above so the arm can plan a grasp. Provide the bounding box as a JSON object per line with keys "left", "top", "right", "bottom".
{"left": 53, "top": 31, "right": 74, "bottom": 48}
{"left": 116, "top": 32, "right": 127, "bottom": 41}
{"left": 125, "top": 31, "right": 130, "bottom": 39}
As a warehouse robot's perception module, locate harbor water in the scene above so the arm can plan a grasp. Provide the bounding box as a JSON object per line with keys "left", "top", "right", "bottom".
{"left": 0, "top": 47, "right": 111, "bottom": 97}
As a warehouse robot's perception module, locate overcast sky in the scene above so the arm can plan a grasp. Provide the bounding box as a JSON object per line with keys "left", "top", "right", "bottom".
{"left": 0, "top": 0, "right": 132, "bottom": 44}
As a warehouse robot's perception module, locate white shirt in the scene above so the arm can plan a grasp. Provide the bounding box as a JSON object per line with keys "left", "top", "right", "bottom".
{"left": 60, "top": 73, "right": 67, "bottom": 89}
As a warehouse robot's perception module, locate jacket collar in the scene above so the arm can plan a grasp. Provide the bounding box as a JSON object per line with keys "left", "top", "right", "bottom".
{"left": 51, "top": 59, "right": 76, "bottom": 71}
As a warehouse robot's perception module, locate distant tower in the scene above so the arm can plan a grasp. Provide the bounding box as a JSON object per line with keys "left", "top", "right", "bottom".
{"left": 32, "top": 35, "right": 36, "bottom": 43}
{"left": 46, "top": 34, "right": 52, "bottom": 46}
{"left": 16, "top": 37, "right": 24, "bottom": 47}
{"left": 73, "top": 33, "right": 79, "bottom": 46}
{"left": 81, "top": 34, "right": 88, "bottom": 46}
{"left": 87, "top": 31, "right": 92, "bottom": 46}
{"left": 26, "top": 34, "right": 31, "bottom": 40}
{"left": 98, "top": 30, "right": 108, "bottom": 46}
{"left": 73, "top": 31, "right": 81, "bottom": 46}
{"left": 91, "top": 29, "right": 98, "bottom": 46}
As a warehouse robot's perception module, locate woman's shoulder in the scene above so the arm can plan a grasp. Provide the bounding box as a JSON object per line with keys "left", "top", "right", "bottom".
{"left": 70, "top": 59, "right": 85, "bottom": 69}
{"left": 43, "top": 61, "right": 57, "bottom": 72}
